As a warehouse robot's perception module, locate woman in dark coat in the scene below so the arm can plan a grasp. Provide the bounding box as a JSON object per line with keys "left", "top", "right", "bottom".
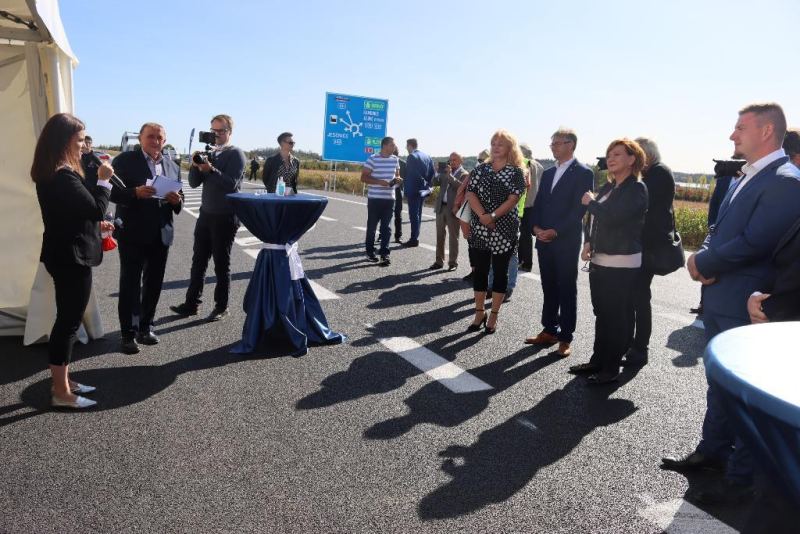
{"left": 32, "top": 113, "right": 114, "bottom": 409}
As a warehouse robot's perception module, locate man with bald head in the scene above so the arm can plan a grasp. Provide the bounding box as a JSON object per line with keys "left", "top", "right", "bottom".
{"left": 430, "top": 152, "right": 466, "bottom": 271}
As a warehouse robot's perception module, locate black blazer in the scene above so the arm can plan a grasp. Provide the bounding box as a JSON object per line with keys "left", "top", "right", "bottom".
{"left": 262, "top": 153, "right": 299, "bottom": 194}
{"left": 585, "top": 177, "right": 648, "bottom": 256}
{"left": 761, "top": 216, "right": 800, "bottom": 321}
{"left": 640, "top": 160, "right": 675, "bottom": 248}
{"left": 111, "top": 150, "right": 183, "bottom": 246}
{"left": 36, "top": 167, "right": 111, "bottom": 267}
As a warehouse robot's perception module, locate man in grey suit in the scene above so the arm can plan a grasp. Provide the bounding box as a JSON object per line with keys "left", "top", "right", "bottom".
{"left": 430, "top": 152, "right": 466, "bottom": 271}
{"left": 662, "top": 102, "right": 800, "bottom": 506}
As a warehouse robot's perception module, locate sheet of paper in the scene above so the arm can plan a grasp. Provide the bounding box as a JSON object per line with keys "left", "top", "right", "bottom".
{"left": 146, "top": 175, "right": 183, "bottom": 198}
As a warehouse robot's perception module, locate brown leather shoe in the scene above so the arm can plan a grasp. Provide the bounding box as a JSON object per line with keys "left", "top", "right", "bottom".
{"left": 524, "top": 331, "right": 558, "bottom": 345}
{"left": 557, "top": 342, "right": 572, "bottom": 357}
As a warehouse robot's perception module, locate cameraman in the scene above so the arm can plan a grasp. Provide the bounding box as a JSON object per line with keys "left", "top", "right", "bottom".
{"left": 171, "top": 114, "right": 246, "bottom": 322}
{"left": 80, "top": 135, "right": 100, "bottom": 188}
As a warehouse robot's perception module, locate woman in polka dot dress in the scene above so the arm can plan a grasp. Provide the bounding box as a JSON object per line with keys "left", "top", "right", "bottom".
{"left": 466, "top": 130, "right": 526, "bottom": 333}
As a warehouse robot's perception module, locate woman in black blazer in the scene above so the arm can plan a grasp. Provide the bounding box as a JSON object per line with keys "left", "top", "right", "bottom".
{"left": 570, "top": 138, "right": 648, "bottom": 384}
{"left": 261, "top": 132, "right": 300, "bottom": 194}
{"left": 31, "top": 113, "right": 114, "bottom": 409}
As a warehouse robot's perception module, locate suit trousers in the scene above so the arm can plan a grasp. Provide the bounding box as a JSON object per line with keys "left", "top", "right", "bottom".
{"left": 118, "top": 239, "right": 170, "bottom": 337}
{"left": 406, "top": 195, "right": 423, "bottom": 242}
{"left": 185, "top": 210, "right": 239, "bottom": 310}
{"left": 537, "top": 241, "right": 580, "bottom": 342}
{"left": 588, "top": 265, "right": 637, "bottom": 374}
{"left": 518, "top": 208, "right": 535, "bottom": 269}
{"left": 627, "top": 268, "right": 655, "bottom": 352}
{"left": 435, "top": 206, "right": 460, "bottom": 267}
{"left": 696, "top": 310, "right": 754, "bottom": 485}
{"left": 44, "top": 262, "right": 92, "bottom": 366}
{"left": 394, "top": 187, "right": 403, "bottom": 239}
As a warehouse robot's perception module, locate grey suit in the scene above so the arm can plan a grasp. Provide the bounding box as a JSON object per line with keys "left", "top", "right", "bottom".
{"left": 432, "top": 167, "right": 466, "bottom": 267}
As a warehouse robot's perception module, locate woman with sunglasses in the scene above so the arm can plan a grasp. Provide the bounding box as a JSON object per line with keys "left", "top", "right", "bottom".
{"left": 570, "top": 138, "right": 648, "bottom": 384}
{"left": 31, "top": 113, "right": 115, "bottom": 408}
{"left": 262, "top": 132, "right": 300, "bottom": 194}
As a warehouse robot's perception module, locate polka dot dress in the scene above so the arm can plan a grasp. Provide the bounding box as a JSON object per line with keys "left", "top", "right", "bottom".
{"left": 467, "top": 162, "right": 526, "bottom": 254}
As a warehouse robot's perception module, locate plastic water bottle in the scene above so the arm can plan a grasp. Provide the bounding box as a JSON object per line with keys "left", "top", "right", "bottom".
{"left": 276, "top": 176, "right": 286, "bottom": 197}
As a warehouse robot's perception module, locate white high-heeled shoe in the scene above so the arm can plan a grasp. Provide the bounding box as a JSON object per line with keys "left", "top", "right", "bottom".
{"left": 51, "top": 395, "right": 97, "bottom": 409}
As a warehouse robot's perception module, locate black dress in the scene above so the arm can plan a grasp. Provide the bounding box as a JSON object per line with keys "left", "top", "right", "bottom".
{"left": 467, "top": 162, "right": 526, "bottom": 254}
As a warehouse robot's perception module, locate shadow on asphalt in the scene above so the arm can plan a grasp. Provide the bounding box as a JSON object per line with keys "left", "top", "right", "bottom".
{"left": 302, "top": 243, "right": 367, "bottom": 262}
{"left": 368, "top": 278, "right": 466, "bottom": 310}
{"left": 417, "top": 368, "right": 642, "bottom": 519}
{"left": 666, "top": 324, "right": 707, "bottom": 367}
{"left": 107, "top": 270, "right": 253, "bottom": 297}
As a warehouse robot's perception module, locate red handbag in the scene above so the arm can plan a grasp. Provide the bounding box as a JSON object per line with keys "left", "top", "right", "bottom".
{"left": 102, "top": 234, "right": 117, "bottom": 252}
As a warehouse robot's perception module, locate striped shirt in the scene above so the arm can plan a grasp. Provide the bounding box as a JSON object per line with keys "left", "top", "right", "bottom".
{"left": 364, "top": 153, "right": 398, "bottom": 200}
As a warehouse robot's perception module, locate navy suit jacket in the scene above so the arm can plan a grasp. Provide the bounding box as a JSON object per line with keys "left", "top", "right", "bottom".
{"left": 403, "top": 150, "right": 434, "bottom": 198}
{"left": 111, "top": 150, "right": 183, "bottom": 246}
{"left": 696, "top": 156, "right": 800, "bottom": 321}
{"left": 530, "top": 159, "right": 594, "bottom": 249}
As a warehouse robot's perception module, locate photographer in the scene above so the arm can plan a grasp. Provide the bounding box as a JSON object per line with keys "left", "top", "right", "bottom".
{"left": 171, "top": 114, "right": 246, "bottom": 322}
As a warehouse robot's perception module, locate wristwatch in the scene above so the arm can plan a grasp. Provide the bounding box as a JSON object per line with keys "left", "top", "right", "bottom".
{"left": 490, "top": 212, "right": 498, "bottom": 221}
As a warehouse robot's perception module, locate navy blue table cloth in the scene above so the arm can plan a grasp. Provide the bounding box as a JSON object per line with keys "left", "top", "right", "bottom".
{"left": 227, "top": 193, "right": 345, "bottom": 356}
{"left": 705, "top": 322, "right": 800, "bottom": 506}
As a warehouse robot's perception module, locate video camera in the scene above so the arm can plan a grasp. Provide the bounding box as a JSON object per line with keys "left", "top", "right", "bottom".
{"left": 192, "top": 131, "right": 218, "bottom": 165}
{"left": 713, "top": 159, "right": 745, "bottom": 178}
{"left": 596, "top": 157, "right": 608, "bottom": 171}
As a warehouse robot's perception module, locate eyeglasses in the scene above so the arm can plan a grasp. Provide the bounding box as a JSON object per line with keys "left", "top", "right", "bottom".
{"left": 210, "top": 128, "right": 230, "bottom": 134}
{"left": 549, "top": 141, "right": 572, "bottom": 148}
{"left": 282, "top": 140, "right": 296, "bottom": 146}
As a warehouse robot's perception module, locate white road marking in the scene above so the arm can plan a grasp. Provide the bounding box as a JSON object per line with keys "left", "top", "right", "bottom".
{"left": 184, "top": 208, "right": 199, "bottom": 219}
{"left": 235, "top": 236, "right": 262, "bottom": 247}
{"left": 237, "top": 226, "right": 247, "bottom": 232}
{"left": 319, "top": 216, "right": 337, "bottom": 221}
{"left": 299, "top": 191, "right": 435, "bottom": 218}
{"left": 655, "top": 311, "right": 705, "bottom": 330}
{"left": 520, "top": 272, "right": 541, "bottom": 282}
{"left": 353, "top": 226, "right": 368, "bottom": 232}
{"left": 637, "top": 493, "right": 738, "bottom": 533}
{"left": 378, "top": 337, "right": 493, "bottom": 393}
{"left": 242, "top": 249, "right": 339, "bottom": 300}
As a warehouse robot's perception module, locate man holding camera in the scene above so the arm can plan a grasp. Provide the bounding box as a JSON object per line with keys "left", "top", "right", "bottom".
{"left": 430, "top": 152, "right": 465, "bottom": 271}
{"left": 361, "top": 137, "right": 402, "bottom": 266}
{"left": 171, "top": 114, "right": 246, "bottom": 322}
{"left": 111, "top": 123, "right": 183, "bottom": 354}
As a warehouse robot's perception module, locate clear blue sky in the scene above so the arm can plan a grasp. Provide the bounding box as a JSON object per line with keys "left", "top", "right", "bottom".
{"left": 61, "top": 0, "right": 799, "bottom": 173}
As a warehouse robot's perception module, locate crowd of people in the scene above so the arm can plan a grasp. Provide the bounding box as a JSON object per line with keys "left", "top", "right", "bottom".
{"left": 31, "top": 102, "right": 800, "bottom": 528}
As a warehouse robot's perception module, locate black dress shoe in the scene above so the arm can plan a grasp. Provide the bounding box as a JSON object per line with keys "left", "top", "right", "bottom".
{"left": 429, "top": 263, "right": 443, "bottom": 270}
{"left": 622, "top": 347, "right": 649, "bottom": 367}
{"left": 693, "top": 478, "right": 755, "bottom": 505}
{"left": 447, "top": 264, "right": 457, "bottom": 272}
{"left": 394, "top": 236, "right": 402, "bottom": 244}
{"left": 121, "top": 336, "right": 140, "bottom": 354}
{"left": 138, "top": 330, "right": 159, "bottom": 345}
{"left": 661, "top": 451, "right": 727, "bottom": 473}
{"left": 207, "top": 307, "right": 229, "bottom": 322}
{"left": 170, "top": 302, "right": 199, "bottom": 316}
{"left": 568, "top": 362, "right": 600, "bottom": 374}
{"left": 367, "top": 253, "right": 379, "bottom": 263}
{"left": 379, "top": 256, "right": 391, "bottom": 267}
{"left": 401, "top": 240, "right": 419, "bottom": 247}
{"left": 587, "top": 371, "right": 620, "bottom": 385}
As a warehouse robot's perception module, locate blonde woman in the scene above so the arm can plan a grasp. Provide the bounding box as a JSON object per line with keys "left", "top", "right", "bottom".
{"left": 465, "top": 131, "right": 526, "bottom": 333}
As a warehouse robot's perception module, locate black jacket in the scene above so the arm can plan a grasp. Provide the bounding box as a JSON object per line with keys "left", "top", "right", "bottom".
{"left": 641, "top": 160, "right": 675, "bottom": 248}
{"left": 761, "top": 216, "right": 800, "bottom": 321}
{"left": 81, "top": 151, "right": 101, "bottom": 189}
{"left": 111, "top": 150, "right": 183, "bottom": 246}
{"left": 36, "top": 167, "right": 111, "bottom": 267}
{"left": 262, "top": 153, "right": 299, "bottom": 194}
{"left": 585, "top": 176, "right": 648, "bottom": 256}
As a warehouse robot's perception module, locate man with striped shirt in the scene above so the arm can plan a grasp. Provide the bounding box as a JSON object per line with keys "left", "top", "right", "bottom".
{"left": 360, "top": 137, "right": 402, "bottom": 266}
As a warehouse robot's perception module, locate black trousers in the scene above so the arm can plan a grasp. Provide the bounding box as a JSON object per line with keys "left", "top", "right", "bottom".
{"left": 472, "top": 249, "right": 513, "bottom": 293}
{"left": 45, "top": 262, "right": 92, "bottom": 366}
{"left": 394, "top": 187, "right": 403, "bottom": 239}
{"left": 118, "top": 239, "right": 169, "bottom": 337}
{"left": 627, "top": 268, "right": 655, "bottom": 352}
{"left": 185, "top": 210, "right": 239, "bottom": 310}
{"left": 518, "top": 207, "right": 534, "bottom": 268}
{"left": 588, "top": 265, "right": 638, "bottom": 374}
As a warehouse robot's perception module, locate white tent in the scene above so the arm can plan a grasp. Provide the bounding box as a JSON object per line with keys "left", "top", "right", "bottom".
{"left": 0, "top": 0, "right": 102, "bottom": 343}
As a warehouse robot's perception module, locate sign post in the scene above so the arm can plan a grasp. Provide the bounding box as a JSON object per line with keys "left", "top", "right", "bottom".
{"left": 322, "top": 92, "right": 389, "bottom": 164}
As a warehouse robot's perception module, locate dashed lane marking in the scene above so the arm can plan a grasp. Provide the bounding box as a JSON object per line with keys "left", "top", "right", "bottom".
{"left": 235, "top": 236, "right": 262, "bottom": 247}
{"left": 636, "top": 493, "right": 738, "bottom": 533}
{"left": 520, "top": 272, "right": 541, "bottom": 282}
{"left": 378, "top": 337, "right": 493, "bottom": 394}
{"left": 319, "top": 216, "right": 337, "bottom": 221}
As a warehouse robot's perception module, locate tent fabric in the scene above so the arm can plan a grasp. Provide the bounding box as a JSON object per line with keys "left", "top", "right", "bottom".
{"left": 0, "top": 0, "right": 104, "bottom": 343}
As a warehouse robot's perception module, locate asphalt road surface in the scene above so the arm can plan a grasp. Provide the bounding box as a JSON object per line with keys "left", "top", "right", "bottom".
{"left": 1, "top": 178, "right": 755, "bottom": 533}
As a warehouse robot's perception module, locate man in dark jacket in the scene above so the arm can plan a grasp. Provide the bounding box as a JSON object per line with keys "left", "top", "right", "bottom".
{"left": 111, "top": 123, "right": 183, "bottom": 354}
{"left": 171, "top": 114, "right": 246, "bottom": 322}
{"left": 80, "top": 135, "right": 100, "bottom": 189}
{"left": 624, "top": 137, "right": 675, "bottom": 366}
{"left": 249, "top": 158, "right": 260, "bottom": 180}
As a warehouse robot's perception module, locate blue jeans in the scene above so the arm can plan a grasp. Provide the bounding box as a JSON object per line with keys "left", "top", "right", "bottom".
{"left": 366, "top": 198, "right": 393, "bottom": 257}
{"left": 489, "top": 254, "right": 519, "bottom": 291}
{"left": 696, "top": 311, "right": 754, "bottom": 485}
{"left": 406, "top": 195, "right": 424, "bottom": 242}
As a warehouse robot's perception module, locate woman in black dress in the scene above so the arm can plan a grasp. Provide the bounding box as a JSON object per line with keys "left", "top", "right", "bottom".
{"left": 32, "top": 113, "right": 114, "bottom": 408}
{"left": 466, "top": 130, "right": 526, "bottom": 333}
{"left": 570, "top": 138, "right": 648, "bottom": 384}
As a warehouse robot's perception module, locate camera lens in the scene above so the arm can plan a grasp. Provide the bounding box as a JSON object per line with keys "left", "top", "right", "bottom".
{"left": 193, "top": 154, "right": 204, "bottom": 164}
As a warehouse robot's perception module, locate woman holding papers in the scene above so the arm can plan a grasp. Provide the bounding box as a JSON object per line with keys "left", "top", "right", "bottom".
{"left": 31, "top": 113, "right": 115, "bottom": 409}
